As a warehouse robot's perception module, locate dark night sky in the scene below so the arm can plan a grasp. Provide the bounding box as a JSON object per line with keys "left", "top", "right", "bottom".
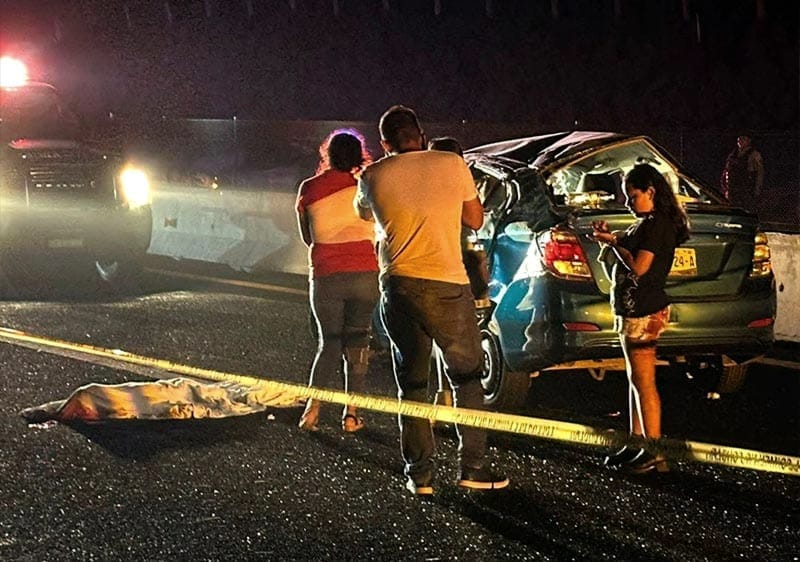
{"left": 1, "top": 0, "right": 797, "bottom": 131}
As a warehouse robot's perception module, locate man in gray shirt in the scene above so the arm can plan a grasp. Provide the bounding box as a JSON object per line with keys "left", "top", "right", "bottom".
{"left": 356, "top": 105, "right": 509, "bottom": 496}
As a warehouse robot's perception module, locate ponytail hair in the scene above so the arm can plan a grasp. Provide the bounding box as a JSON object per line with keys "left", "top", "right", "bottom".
{"left": 317, "top": 128, "right": 372, "bottom": 175}
{"left": 625, "top": 163, "right": 690, "bottom": 244}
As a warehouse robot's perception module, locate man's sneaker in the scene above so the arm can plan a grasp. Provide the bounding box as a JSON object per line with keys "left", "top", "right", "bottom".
{"left": 457, "top": 467, "right": 509, "bottom": 490}
{"left": 405, "top": 477, "right": 434, "bottom": 496}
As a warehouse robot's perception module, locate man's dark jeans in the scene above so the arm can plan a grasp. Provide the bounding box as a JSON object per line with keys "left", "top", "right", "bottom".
{"left": 381, "top": 275, "right": 487, "bottom": 483}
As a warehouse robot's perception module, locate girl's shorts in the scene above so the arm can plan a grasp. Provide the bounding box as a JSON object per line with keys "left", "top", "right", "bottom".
{"left": 614, "top": 306, "right": 670, "bottom": 343}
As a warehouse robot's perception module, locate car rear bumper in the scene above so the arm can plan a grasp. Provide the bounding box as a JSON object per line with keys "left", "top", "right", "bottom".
{"left": 495, "top": 277, "right": 776, "bottom": 373}
{"left": 504, "top": 328, "right": 775, "bottom": 373}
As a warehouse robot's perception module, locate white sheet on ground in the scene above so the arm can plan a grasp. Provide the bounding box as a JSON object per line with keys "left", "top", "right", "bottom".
{"left": 20, "top": 378, "right": 302, "bottom": 423}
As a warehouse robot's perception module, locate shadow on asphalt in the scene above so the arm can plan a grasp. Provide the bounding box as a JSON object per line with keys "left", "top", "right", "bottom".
{"left": 0, "top": 268, "right": 180, "bottom": 303}
{"left": 513, "top": 366, "right": 800, "bottom": 456}
{"left": 61, "top": 405, "right": 404, "bottom": 467}
{"left": 64, "top": 411, "right": 278, "bottom": 460}
{"left": 441, "top": 486, "right": 646, "bottom": 559}
{"left": 669, "top": 468, "right": 800, "bottom": 517}
{"left": 0, "top": 259, "right": 269, "bottom": 304}
{"left": 443, "top": 466, "right": 796, "bottom": 559}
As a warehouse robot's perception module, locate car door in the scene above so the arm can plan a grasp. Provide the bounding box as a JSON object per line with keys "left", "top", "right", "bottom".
{"left": 470, "top": 166, "right": 529, "bottom": 300}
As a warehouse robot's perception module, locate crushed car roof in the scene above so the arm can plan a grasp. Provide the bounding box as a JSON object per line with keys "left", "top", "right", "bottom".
{"left": 466, "top": 131, "right": 632, "bottom": 169}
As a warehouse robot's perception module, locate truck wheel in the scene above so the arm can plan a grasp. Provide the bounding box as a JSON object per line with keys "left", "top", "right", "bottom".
{"left": 480, "top": 329, "right": 530, "bottom": 411}
{"left": 94, "top": 257, "right": 143, "bottom": 293}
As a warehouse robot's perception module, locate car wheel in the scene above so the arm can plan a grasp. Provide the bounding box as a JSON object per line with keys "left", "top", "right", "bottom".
{"left": 717, "top": 360, "right": 749, "bottom": 394}
{"left": 95, "top": 258, "right": 121, "bottom": 282}
{"left": 682, "top": 355, "right": 749, "bottom": 395}
{"left": 94, "top": 256, "right": 143, "bottom": 292}
{"left": 480, "top": 329, "right": 530, "bottom": 411}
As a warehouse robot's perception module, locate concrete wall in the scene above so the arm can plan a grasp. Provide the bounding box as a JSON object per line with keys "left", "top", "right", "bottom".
{"left": 768, "top": 232, "right": 800, "bottom": 342}
{"left": 147, "top": 182, "right": 799, "bottom": 343}
{"left": 148, "top": 182, "right": 308, "bottom": 276}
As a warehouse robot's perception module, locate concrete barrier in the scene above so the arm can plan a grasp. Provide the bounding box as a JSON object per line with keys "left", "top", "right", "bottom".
{"left": 767, "top": 232, "right": 799, "bottom": 343}
{"left": 147, "top": 183, "right": 799, "bottom": 343}
{"left": 148, "top": 182, "right": 308, "bottom": 275}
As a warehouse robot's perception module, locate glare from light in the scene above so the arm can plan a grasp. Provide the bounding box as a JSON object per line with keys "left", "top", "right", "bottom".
{"left": 0, "top": 56, "right": 29, "bottom": 88}
{"left": 119, "top": 167, "right": 150, "bottom": 208}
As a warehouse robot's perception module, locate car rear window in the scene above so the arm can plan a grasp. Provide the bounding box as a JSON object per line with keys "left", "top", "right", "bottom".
{"left": 545, "top": 139, "right": 718, "bottom": 208}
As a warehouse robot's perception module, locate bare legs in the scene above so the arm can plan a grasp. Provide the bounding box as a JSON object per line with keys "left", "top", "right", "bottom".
{"left": 621, "top": 339, "right": 661, "bottom": 439}
{"left": 618, "top": 336, "right": 669, "bottom": 472}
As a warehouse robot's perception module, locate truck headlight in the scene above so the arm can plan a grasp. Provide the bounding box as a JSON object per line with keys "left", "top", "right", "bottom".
{"left": 119, "top": 167, "right": 150, "bottom": 208}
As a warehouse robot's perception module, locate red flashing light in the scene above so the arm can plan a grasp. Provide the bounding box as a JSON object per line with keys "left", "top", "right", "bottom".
{"left": 0, "top": 56, "right": 28, "bottom": 88}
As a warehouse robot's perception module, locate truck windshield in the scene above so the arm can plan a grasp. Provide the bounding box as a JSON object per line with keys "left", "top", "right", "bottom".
{"left": 0, "top": 84, "right": 80, "bottom": 142}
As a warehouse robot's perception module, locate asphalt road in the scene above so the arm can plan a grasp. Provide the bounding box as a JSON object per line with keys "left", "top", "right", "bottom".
{"left": 0, "top": 264, "right": 798, "bottom": 561}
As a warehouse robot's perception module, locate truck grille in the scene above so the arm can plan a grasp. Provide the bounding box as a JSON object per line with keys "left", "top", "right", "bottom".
{"left": 28, "top": 164, "right": 93, "bottom": 192}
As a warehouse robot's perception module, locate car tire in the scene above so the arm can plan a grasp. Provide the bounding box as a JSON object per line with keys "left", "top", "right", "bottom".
{"left": 94, "top": 256, "right": 144, "bottom": 293}
{"left": 480, "top": 329, "right": 530, "bottom": 411}
{"left": 717, "top": 360, "right": 749, "bottom": 394}
{"left": 682, "top": 355, "right": 749, "bottom": 395}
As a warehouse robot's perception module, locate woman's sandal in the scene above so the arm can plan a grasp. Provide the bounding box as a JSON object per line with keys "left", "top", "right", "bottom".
{"left": 603, "top": 446, "right": 645, "bottom": 467}
{"left": 622, "top": 450, "right": 669, "bottom": 475}
{"left": 342, "top": 414, "right": 365, "bottom": 433}
{"left": 298, "top": 400, "right": 320, "bottom": 432}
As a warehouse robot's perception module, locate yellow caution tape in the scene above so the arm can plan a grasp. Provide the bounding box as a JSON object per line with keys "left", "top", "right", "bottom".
{"left": 1, "top": 326, "right": 798, "bottom": 477}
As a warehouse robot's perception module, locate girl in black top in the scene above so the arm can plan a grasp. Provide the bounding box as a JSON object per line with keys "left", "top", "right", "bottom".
{"left": 592, "top": 164, "right": 690, "bottom": 474}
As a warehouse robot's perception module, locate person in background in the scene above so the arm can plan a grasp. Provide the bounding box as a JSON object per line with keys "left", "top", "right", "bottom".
{"left": 296, "top": 130, "right": 379, "bottom": 433}
{"left": 427, "top": 136, "right": 463, "bottom": 157}
{"left": 720, "top": 133, "right": 764, "bottom": 212}
{"left": 592, "top": 163, "right": 690, "bottom": 475}
{"left": 356, "top": 106, "right": 508, "bottom": 495}
{"left": 427, "top": 136, "right": 490, "bottom": 306}
{"left": 427, "top": 135, "right": 490, "bottom": 405}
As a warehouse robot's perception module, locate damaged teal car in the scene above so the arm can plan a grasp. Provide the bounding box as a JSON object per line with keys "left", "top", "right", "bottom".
{"left": 465, "top": 132, "right": 777, "bottom": 410}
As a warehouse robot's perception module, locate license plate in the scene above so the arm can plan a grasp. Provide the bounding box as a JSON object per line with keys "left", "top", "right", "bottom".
{"left": 670, "top": 247, "right": 697, "bottom": 276}
{"left": 47, "top": 238, "right": 84, "bottom": 249}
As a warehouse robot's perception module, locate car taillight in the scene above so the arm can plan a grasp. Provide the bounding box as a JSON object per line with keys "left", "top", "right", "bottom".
{"left": 750, "top": 231, "right": 772, "bottom": 278}
{"left": 539, "top": 229, "right": 591, "bottom": 279}
{"left": 562, "top": 322, "right": 601, "bottom": 331}
{"left": 747, "top": 318, "right": 774, "bottom": 329}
